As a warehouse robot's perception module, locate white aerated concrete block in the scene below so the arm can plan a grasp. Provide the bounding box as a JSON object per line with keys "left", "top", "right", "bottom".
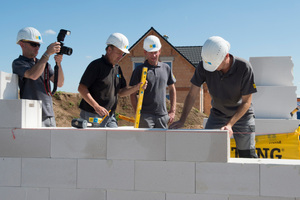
{"left": 77, "top": 159, "right": 134, "bottom": 190}
{"left": 252, "top": 86, "right": 297, "bottom": 119}
{"left": 51, "top": 129, "right": 107, "bottom": 159}
{"left": 260, "top": 164, "right": 300, "bottom": 197}
{"left": 0, "top": 129, "right": 51, "bottom": 157}
{"left": 196, "top": 162, "right": 259, "bottom": 195}
{"left": 229, "top": 195, "right": 295, "bottom": 200}
{"left": 107, "top": 190, "right": 165, "bottom": 200}
{"left": 135, "top": 161, "right": 195, "bottom": 193}
{"left": 249, "top": 56, "right": 294, "bottom": 86}
{"left": 205, "top": 118, "right": 300, "bottom": 134}
{"left": 166, "top": 193, "right": 228, "bottom": 200}
{"left": 50, "top": 188, "right": 106, "bottom": 200}
{"left": 0, "top": 158, "right": 21, "bottom": 186}
{"left": 255, "top": 119, "right": 300, "bottom": 134}
{"left": 107, "top": 129, "right": 166, "bottom": 160}
{"left": 0, "top": 71, "right": 18, "bottom": 99}
{"left": 166, "top": 130, "right": 229, "bottom": 162}
{"left": 21, "top": 158, "right": 77, "bottom": 188}
{"left": 0, "top": 99, "right": 42, "bottom": 128}
{"left": 0, "top": 187, "right": 49, "bottom": 200}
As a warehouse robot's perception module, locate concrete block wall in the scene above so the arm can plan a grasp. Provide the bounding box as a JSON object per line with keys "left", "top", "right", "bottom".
{"left": 250, "top": 56, "right": 299, "bottom": 133}
{"left": 0, "top": 71, "right": 42, "bottom": 128}
{"left": 203, "top": 118, "right": 300, "bottom": 134}
{"left": 0, "top": 99, "right": 42, "bottom": 128}
{"left": 1, "top": 127, "right": 300, "bottom": 200}
{"left": 250, "top": 56, "right": 294, "bottom": 86}
{"left": 252, "top": 86, "right": 297, "bottom": 119}
{"left": 0, "top": 71, "right": 18, "bottom": 99}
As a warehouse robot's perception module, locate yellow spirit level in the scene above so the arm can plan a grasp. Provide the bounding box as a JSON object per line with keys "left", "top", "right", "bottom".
{"left": 134, "top": 67, "right": 148, "bottom": 128}
{"left": 119, "top": 114, "right": 135, "bottom": 123}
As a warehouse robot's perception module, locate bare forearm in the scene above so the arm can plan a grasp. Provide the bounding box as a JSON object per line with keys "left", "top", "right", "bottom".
{"left": 130, "top": 93, "right": 138, "bottom": 113}
{"left": 24, "top": 55, "right": 49, "bottom": 80}
{"left": 24, "top": 42, "right": 61, "bottom": 80}
{"left": 179, "top": 85, "right": 199, "bottom": 122}
{"left": 227, "top": 102, "right": 251, "bottom": 127}
{"left": 78, "top": 84, "right": 99, "bottom": 109}
{"left": 226, "top": 94, "right": 252, "bottom": 127}
{"left": 118, "top": 84, "right": 140, "bottom": 97}
{"left": 50, "top": 63, "right": 64, "bottom": 87}
{"left": 169, "top": 85, "right": 176, "bottom": 113}
{"left": 179, "top": 93, "right": 196, "bottom": 123}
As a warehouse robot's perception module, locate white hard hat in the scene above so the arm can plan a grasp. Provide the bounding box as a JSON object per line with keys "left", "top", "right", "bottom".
{"left": 16, "top": 27, "right": 43, "bottom": 44}
{"left": 201, "top": 36, "right": 230, "bottom": 72}
{"left": 106, "top": 33, "right": 130, "bottom": 54}
{"left": 143, "top": 35, "right": 162, "bottom": 52}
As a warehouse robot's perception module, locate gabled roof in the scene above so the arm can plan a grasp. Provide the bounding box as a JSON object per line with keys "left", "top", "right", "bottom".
{"left": 129, "top": 27, "right": 202, "bottom": 68}
{"left": 175, "top": 46, "right": 202, "bottom": 68}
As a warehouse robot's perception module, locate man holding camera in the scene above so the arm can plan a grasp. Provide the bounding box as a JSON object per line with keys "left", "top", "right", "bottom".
{"left": 78, "top": 33, "right": 146, "bottom": 128}
{"left": 12, "top": 27, "right": 64, "bottom": 127}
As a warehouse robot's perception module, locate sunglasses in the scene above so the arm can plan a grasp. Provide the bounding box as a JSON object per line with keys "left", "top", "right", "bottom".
{"left": 22, "top": 41, "right": 41, "bottom": 48}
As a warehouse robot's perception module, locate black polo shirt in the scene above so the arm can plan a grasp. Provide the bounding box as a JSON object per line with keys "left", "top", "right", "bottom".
{"left": 191, "top": 55, "right": 257, "bottom": 120}
{"left": 79, "top": 55, "right": 126, "bottom": 113}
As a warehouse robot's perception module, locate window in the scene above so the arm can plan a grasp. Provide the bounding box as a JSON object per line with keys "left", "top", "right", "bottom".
{"left": 134, "top": 62, "right": 143, "bottom": 69}
{"left": 131, "top": 57, "right": 145, "bottom": 70}
{"left": 163, "top": 61, "right": 172, "bottom": 68}
{"left": 160, "top": 57, "right": 174, "bottom": 69}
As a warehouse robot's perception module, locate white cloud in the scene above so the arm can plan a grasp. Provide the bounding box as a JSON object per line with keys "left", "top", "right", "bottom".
{"left": 44, "top": 29, "right": 56, "bottom": 35}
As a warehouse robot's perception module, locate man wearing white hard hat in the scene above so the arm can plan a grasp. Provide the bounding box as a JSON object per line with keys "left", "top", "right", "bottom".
{"left": 78, "top": 33, "right": 146, "bottom": 127}
{"left": 170, "top": 36, "right": 257, "bottom": 158}
{"left": 129, "top": 35, "right": 177, "bottom": 128}
{"left": 12, "top": 27, "right": 64, "bottom": 127}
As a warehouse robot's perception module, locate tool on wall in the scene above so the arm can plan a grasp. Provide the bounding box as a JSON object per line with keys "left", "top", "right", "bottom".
{"left": 290, "top": 105, "right": 300, "bottom": 117}
{"left": 71, "top": 110, "right": 111, "bottom": 128}
{"left": 134, "top": 67, "right": 148, "bottom": 128}
{"left": 118, "top": 114, "right": 135, "bottom": 123}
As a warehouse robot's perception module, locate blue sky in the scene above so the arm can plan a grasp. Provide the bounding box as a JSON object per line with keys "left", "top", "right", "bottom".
{"left": 1, "top": 0, "right": 300, "bottom": 96}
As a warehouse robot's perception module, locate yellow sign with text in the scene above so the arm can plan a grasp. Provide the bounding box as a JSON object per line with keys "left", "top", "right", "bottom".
{"left": 230, "top": 127, "right": 300, "bottom": 159}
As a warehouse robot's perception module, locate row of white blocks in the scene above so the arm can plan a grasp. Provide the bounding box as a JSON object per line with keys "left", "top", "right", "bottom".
{"left": 0, "top": 71, "right": 42, "bottom": 128}
{"left": 0, "top": 71, "right": 18, "bottom": 99}
{"left": 250, "top": 56, "right": 297, "bottom": 119}
{"left": 250, "top": 57, "right": 299, "bottom": 134}
{"left": 203, "top": 118, "right": 300, "bottom": 134}
{"left": 1, "top": 127, "right": 300, "bottom": 200}
{"left": 0, "top": 128, "right": 228, "bottom": 161}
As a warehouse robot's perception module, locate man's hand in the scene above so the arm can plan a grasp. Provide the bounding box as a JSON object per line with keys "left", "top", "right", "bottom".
{"left": 46, "top": 42, "right": 61, "bottom": 55}
{"left": 221, "top": 125, "right": 233, "bottom": 137}
{"left": 54, "top": 54, "right": 63, "bottom": 65}
{"left": 93, "top": 105, "right": 110, "bottom": 117}
{"left": 168, "top": 111, "right": 175, "bottom": 124}
{"left": 137, "top": 80, "right": 148, "bottom": 90}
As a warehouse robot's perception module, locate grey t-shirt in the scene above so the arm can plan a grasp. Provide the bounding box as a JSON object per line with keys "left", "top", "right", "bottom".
{"left": 129, "top": 60, "right": 176, "bottom": 115}
{"left": 12, "top": 55, "right": 54, "bottom": 120}
{"left": 191, "top": 55, "right": 257, "bottom": 120}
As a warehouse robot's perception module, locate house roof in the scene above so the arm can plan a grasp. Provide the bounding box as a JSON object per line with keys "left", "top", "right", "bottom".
{"left": 129, "top": 27, "right": 202, "bottom": 68}
{"left": 175, "top": 46, "right": 202, "bottom": 68}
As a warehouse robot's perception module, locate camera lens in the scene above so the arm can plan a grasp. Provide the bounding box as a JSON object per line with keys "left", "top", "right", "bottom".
{"left": 61, "top": 46, "right": 73, "bottom": 56}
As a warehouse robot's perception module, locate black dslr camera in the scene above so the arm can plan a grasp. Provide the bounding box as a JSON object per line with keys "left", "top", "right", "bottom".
{"left": 57, "top": 29, "right": 73, "bottom": 55}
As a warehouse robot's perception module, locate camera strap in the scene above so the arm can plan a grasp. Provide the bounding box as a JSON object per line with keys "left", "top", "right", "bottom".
{"left": 43, "top": 63, "right": 58, "bottom": 96}
{"left": 52, "top": 63, "right": 59, "bottom": 95}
